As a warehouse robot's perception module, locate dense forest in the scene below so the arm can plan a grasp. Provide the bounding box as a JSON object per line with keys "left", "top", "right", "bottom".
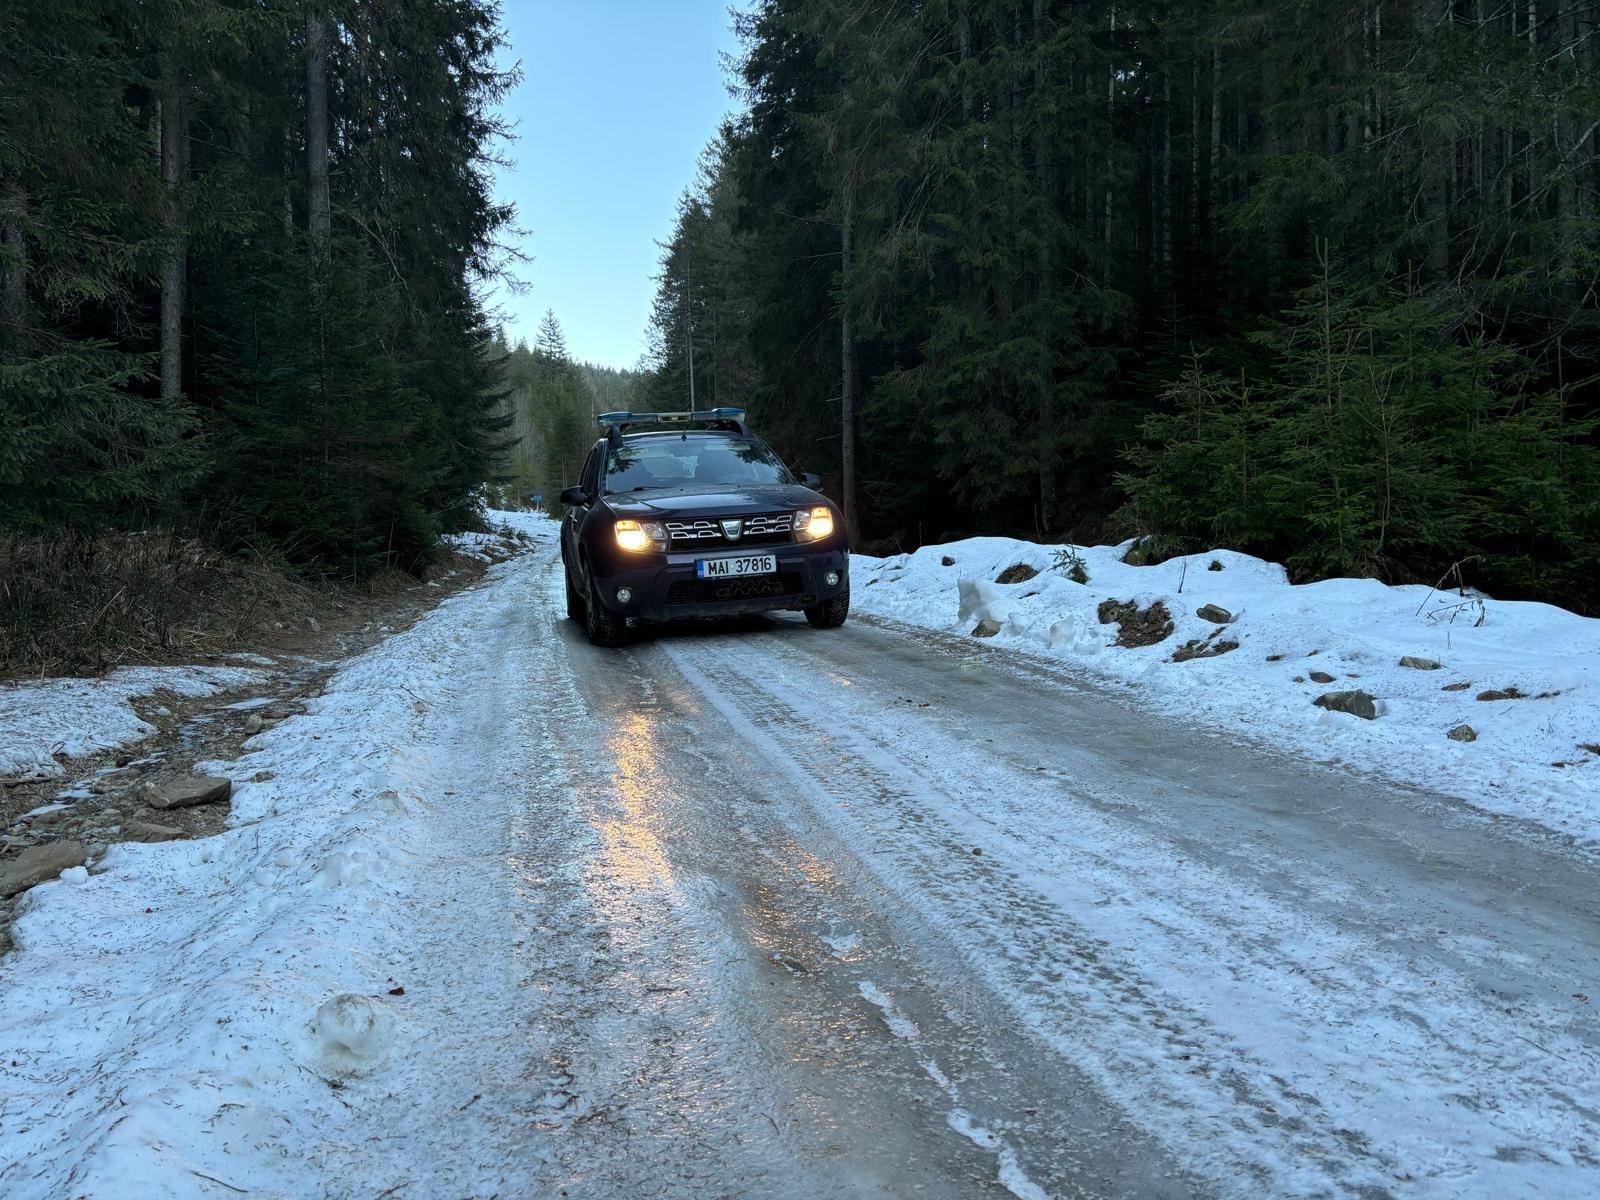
{"left": 491, "top": 312, "right": 643, "bottom": 508}
{"left": 1, "top": 0, "right": 513, "bottom": 579}
{"left": 646, "top": 0, "right": 1600, "bottom": 609}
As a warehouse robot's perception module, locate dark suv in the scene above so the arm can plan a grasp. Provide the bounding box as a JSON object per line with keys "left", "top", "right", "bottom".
{"left": 558, "top": 408, "right": 850, "bottom": 646}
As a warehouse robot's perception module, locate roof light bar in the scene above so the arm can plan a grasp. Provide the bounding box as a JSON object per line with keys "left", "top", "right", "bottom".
{"left": 596, "top": 407, "right": 747, "bottom": 429}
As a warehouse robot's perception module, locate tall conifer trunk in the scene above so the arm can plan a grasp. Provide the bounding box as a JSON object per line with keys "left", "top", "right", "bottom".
{"left": 305, "top": 13, "right": 331, "bottom": 250}
{"left": 159, "top": 78, "right": 188, "bottom": 400}
{"left": 1420, "top": 0, "right": 1450, "bottom": 282}
{"left": 1035, "top": 0, "right": 1056, "bottom": 530}
{"left": 840, "top": 179, "right": 859, "bottom": 543}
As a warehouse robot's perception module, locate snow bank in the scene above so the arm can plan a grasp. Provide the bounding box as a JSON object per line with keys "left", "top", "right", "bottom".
{"left": 853, "top": 537, "right": 1600, "bottom": 845}
{"left": 0, "top": 665, "right": 263, "bottom": 780}
{"left": 0, "top": 511, "right": 556, "bottom": 1198}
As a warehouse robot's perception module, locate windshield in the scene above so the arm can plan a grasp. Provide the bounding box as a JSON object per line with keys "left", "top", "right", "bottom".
{"left": 604, "top": 435, "right": 793, "bottom": 493}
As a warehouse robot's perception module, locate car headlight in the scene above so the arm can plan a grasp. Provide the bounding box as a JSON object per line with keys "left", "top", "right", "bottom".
{"left": 794, "top": 506, "right": 834, "bottom": 542}
{"left": 614, "top": 519, "right": 664, "bottom": 553}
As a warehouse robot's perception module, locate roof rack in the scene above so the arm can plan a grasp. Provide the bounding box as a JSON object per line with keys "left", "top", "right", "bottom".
{"left": 597, "top": 407, "right": 750, "bottom": 441}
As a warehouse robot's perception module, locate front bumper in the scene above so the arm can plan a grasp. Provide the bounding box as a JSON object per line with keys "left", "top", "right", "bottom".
{"left": 593, "top": 543, "right": 850, "bottom": 622}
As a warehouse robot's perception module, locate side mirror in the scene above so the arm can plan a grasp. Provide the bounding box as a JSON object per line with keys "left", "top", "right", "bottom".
{"left": 559, "top": 485, "right": 588, "bottom": 507}
{"left": 799, "top": 472, "right": 823, "bottom": 489}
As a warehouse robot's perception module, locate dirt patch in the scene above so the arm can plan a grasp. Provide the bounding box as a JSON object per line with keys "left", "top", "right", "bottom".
{"left": 0, "top": 523, "right": 526, "bottom": 679}
{"left": 1096, "top": 599, "right": 1174, "bottom": 648}
{"left": 0, "top": 527, "right": 531, "bottom": 955}
{"left": 995, "top": 563, "right": 1039, "bottom": 585}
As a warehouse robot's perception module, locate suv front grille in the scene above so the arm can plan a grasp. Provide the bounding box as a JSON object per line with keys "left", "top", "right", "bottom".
{"left": 665, "top": 573, "right": 804, "bottom": 606}
{"left": 665, "top": 512, "right": 794, "bottom": 547}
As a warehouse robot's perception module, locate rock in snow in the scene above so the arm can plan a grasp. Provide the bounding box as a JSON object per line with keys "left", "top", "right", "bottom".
{"left": 1399, "top": 656, "right": 1442, "bottom": 671}
{"left": 972, "top": 619, "right": 1002, "bottom": 638}
{"left": 1313, "top": 690, "right": 1380, "bottom": 721}
{"left": 1196, "top": 603, "right": 1235, "bottom": 624}
{"left": 0, "top": 841, "right": 87, "bottom": 897}
{"left": 140, "top": 776, "right": 233, "bottom": 810}
{"left": 123, "top": 820, "right": 185, "bottom": 843}
{"left": 1448, "top": 724, "right": 1479, "bottom": 743}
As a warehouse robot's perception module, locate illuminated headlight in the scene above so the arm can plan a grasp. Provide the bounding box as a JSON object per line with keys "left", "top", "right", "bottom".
{"left": 613, "top": 519, "right": 664, "bottom": 553}
{"left": 794, "top": 506, "right": 835, "bottom": 542}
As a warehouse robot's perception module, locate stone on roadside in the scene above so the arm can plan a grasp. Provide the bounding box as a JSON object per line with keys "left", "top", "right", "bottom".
{"left": 1196, "top": 603, "right": 1234, "bottom": 624}
{"left": 972, "top": 619, "right": 1002, "bottom": 638}
{"left": 1476, "top": 687, "right": 1526, "bottom": 702}
{"left": 243, "top": 715, "right": 265, "bottom": 735}
{"left": 1309, "top": 670, "right": 1336, "bottom": 684}
{"left": 123, "top": 820, "right": 185, "bottom": 844}
{"left": 1399, "top": 656, "right": 1441, "bottom": 671}
{"left": 1172, "top": 637, "right": 1239, "bottom": 662}
{"left": 1313, "top": 690, "right": 1379, "bottom": 721}
{"left": 1441, "top": 681, "right": 1471, "bottom": 692}
{"left": 140, "top": 776, "right": 233, "bottom": 811}
{"left": 1447, "top": 724, "right": 1478, "bottom": 743}
{"left": 1, "top": 841, "right": 87, "bottom": 897}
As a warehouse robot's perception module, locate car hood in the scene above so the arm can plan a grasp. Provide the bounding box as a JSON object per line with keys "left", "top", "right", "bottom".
{"left": 602, "top": 484, "right": 826, "bottom": 518}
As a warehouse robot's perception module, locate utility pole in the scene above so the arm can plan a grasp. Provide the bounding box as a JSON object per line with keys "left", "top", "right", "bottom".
{"left": 685, "top": 256, "right": 696, "bottom": 412}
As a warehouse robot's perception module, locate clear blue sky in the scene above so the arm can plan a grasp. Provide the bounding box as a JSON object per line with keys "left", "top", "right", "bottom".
{"left": 488, "top": 1, "right": 746, "bottom": 370}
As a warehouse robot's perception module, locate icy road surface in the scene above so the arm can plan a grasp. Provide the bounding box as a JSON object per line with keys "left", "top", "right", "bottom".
{"left": 3, "top": 521, "right": 1596, "bottom": 1199}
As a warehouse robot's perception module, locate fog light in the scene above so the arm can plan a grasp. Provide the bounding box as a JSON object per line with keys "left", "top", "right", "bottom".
{"left": 825, "top": 570, "right": 840, "bottom": 587}
{"left": 616, "top": 587, "right": 633, "bottom": 604}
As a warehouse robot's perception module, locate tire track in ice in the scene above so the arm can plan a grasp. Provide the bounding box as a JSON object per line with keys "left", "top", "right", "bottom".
{"left": 857, "top": 979, "right": 1052, "bottom": 1200}
{"left": 664, "top": 635, "right": 1433, "bottom": 1198}
{"left": 671, "top": 624, "right": 1600, "bottom": 1197}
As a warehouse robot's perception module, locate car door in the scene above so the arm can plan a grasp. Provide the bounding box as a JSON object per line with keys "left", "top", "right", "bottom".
{"left": 563, "top": 443, "right": 601, "bottom": 566}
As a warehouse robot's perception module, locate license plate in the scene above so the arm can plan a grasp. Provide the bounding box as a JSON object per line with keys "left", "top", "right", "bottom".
{"left": 696, "top": 554, "right": 777, "bottom": 579}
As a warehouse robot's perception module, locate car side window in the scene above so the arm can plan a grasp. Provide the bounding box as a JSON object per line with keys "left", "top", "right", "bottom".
{"left": 578, "top": 447, "right": 599, "bottom": 496}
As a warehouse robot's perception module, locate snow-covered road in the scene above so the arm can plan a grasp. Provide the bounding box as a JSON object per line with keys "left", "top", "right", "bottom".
{"left": 3, "top": 520, "right": 1596, "bottom": 1199}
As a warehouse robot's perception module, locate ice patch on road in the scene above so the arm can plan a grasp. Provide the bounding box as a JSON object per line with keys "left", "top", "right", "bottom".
{"left": 859, "top": 979, "right": 1051, "bottom": 1199}
{"left": 822, "top": 927, "right": 861, "bottom": 959}
{"left": 858, "top": 980, "right": 919, "bottom": 1039}
{"left": 946, "top": 1110, "right": 1052, "bottom": 1200}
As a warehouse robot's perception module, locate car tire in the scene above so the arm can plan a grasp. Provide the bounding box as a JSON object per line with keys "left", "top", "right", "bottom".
{"left": 582, "top": 566, "right": 629, "bottom": 647}
{"left": 804, "top": 584, "right": 850, "bottom": 630}
{"left": 564, "top": 561, "right": 583, "bottom": 622}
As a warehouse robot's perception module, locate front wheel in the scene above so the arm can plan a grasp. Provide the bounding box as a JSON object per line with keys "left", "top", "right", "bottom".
{"left": 804, "top": 584, "right": 850, "bottom": 630}
{"left": 583, "top": 566, "right": 629, "bottom": 647}
{"left": 564, "top": 560, "right": 583, "bottom": 622}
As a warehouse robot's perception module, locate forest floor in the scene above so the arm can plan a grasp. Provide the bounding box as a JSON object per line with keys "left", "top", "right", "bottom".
{"left": 0, "top": 514, "right": 1595, "bottom": 1199}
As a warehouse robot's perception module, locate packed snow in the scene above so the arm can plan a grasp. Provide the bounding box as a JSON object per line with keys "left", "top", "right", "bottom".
{"left": 852, "top": 537, "right": 1600, "bottom": 846}
{"left": 0, "top": 665, "right": 263, "bottom": 780}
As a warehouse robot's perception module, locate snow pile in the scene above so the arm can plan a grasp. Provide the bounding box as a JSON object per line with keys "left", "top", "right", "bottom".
{"left": 313, "top": 993, "right": 398, "bottom": 1072}
{"left": 853, "top": 537, "right": 1600, "bottom": 844}
{"left": 0, "top": 510, "right": 556, "bottom": 1198}
{"left": 0, "top": 665, "right": 263, "bottom": 780}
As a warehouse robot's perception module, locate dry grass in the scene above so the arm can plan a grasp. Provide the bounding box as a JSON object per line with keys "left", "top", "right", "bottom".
{"left": 0, "top": 530, "right": 319, "bottom": 677}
